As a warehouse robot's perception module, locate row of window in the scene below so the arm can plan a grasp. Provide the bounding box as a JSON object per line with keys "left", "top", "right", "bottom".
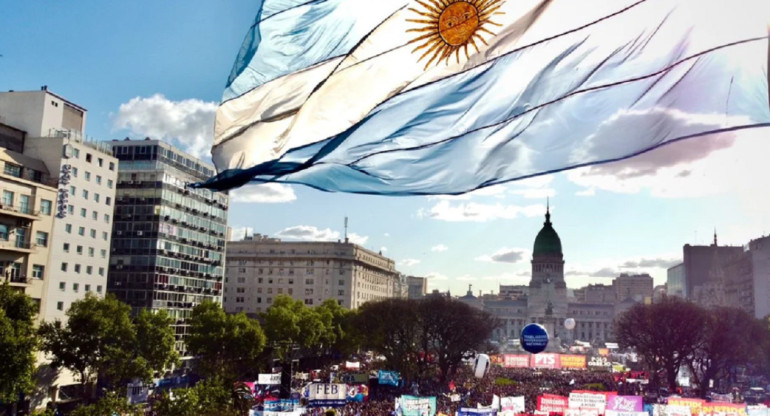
{"left": 64, "top": 204, "right": 111, "bottom": 223}
{"left": 68, "top": 184, "right": 113, "bottom": 204}
{"left": 63, "top": 223, "right": 110, "bottom": 240}
{"left": 60, "top": 262, "right": 105, "bottom": 276}
{"left": 1, "top": 190, "right": 53, "bottom": 215}
{"left": 70, "top": 148, "right": 115, "bottom": 171}
{"left": 62, "top": 243, "right": 107, "bottom": 258}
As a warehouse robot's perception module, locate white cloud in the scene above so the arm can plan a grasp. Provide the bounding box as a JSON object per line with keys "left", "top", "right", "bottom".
{"left": 400, "top": 259, "right": 421, "bottom": 267}
{"left": 418, "top": 200, "right": 544, "bottom": 222}
{"left": 475, "top": 247, "right": 529, "bottom": 264}
{"left": 229, "top": 226, "right": 253, "bottom": 241}
{"left": 275, "top": 225, "right": 340, "bottom": 241}
{"left": 380, "top": 246, "right": 388, "bottom": 252}
{"left": 384, "top": 233, "right": 390, "bottom": 237}
{"left": 113, "top": 94, "right": 217, "bottom": 160}
{"left": 509, "top": 187, "right": 556, "bottom": 199}
{"left": 431, "top": 244, "right": 449, "bottom": 252}
{"left": 507, "top": 175, "right": 556, "bottom": 199}
{"left": 575, "top": 188, "right": 595, "bottom": 197}
{"left": 230, "top": 184, "right": 297, "bottom": 204}
{"left": 619, "top": 257, "right": 680, "bottom": 269}
{"left": 348, "top": 233, "right": 369, "bottom": 245}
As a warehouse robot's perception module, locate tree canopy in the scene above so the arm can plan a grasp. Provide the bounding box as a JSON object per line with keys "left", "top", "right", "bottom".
{"left": 0, "top": 283, "right": 38, "bottom": 404}
{"left": 186, "top": 301, "right": 266, "bottom": 382}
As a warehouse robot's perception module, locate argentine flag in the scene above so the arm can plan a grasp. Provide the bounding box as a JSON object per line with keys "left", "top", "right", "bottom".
{"left": 198, "top": 0, "right": 770, "bottom": 195}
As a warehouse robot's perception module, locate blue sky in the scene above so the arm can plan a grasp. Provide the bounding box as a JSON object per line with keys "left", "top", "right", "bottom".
{"left": 3, "top": 1, "right": 769, "bottom": 294}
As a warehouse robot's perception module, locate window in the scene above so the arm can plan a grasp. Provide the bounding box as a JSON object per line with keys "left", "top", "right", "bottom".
{"left": 77, "top": 227, "right": 84, "bottom": 236}
{"left": 74, "top": 264, "right": 81, "bottom": 273}
{"left": 56, "top": 302, "right": 63, "bottom": 311}
{"left": 59, "top": 282, "right": 65, "bottom": 291}
{"left": 338, "top": 290, "right": 345, "bottom": 296}
{"left": 35, "top": 231, "right": 48, "bottom": 247}
{"left": 305, "top": 279, "right": 314, "bottom": 285}
{"left": 104, "top": 214, "right": 110, "bottom": 223}
{"left": 82, "top": 189, "right": 89, "bottom": 199}
{"left": 106, "top": 197, "right": 112, "bottom": 206}
{"left": 73, "top": 148, "right": 80, "bottom": 158}
{"left": 85, "top": 284, "right": 91, "bottom": 292}
{"left": 67, "top": 205, "right": 74, "bottom": 215}
{"left": 108, "top": 161, "right": 115, "bottom": 171}
{"left": 0, "top": 224, "right": 6, "bottom": 241}
{"left": 338, "top": 279, "right": 344, "bottom": 286}
{"left": 76, "top": 245, "right": 83, "bottom": 255}
{"left": 107, "top": 179, "right": 114, "bottom": 188}
{"left": 305, "top": 288, "right": 314, "bottom": 295}
{"left": 2, "top": 190, "right": 13, "bottom": 207}
{"left": 304, "top": 299, "right": 314, "bottom": 305}
{"left": 100, "top": 249, "right": 106, "bottom": 258}
{"left": 98, "top": 268, "right": 104, "bottom": 276}
{"left": 86, "top": 266, "right": 92, "bottom": 275}
{"left": 85, "top": 153, "right": 92, "bottom": 163}
{"left": 32, "top": 265, "right": 45, "bottom": 279}
{"left": 63, "top": 243, "right": 70, "bottom": 252}
{"left": 267, "top": 288, "right": 273, "bottom": 294}
{"left": 97, "top": 158, "right": 103, "bottom": 167}
{"left": 70, "top": 185, "right": 76, "bottom": 195}
{"left": 94, "top": 193, "right": 100, "bottom": 203}
{"left": 3, "top": 163, "right": 21, "bottom": 177}
{"left": 80, "top": 208, "right": 86, "bottom": 217}
{"left": 73, "top": 283, "right": 79, "bottom": 292}
{"left": 90, "top": 229, "right": 96, "bottom": 238}
{"left": 97, "top": 285, "right": 103, "bottom": 293}
{"left": 91, "top": 211, "right": 97, "bottom": 220}
{"left": 85, "top": 171, "right": 91, "bottom": 181}
{"left": 71, "top": 167, "right": 78, "bottom": 177}
{"left": 65, "top": 224, "right": 72, "bottom": 234}
{"left": 61, "top": 262, "right": 68, "bottom": 272}
{"left": 40, "top": 199, "right": 52, "bottom": 215}
{"left": 88, "top": 247, "right": 94, "bottom": 257}
{"left": 19, "top": 195, "right": 30, "bottom": 214}
{"left": 102, "top": 232, "right": 108, "bottom": 241}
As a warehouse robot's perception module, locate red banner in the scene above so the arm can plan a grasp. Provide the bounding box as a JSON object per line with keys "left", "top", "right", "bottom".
{"left": 559, "top": 355, "right": 587, "bottom": 369}
{"left": 702, "top": 402, "right": 748, "bottom": 416}
{"left": 531, "top": 353, "right": 561, "bottom": 369}
{"left": 538, "top": 394, "right": 568, "bottom": 414}
{"left": 502, "top": 354, "right": 530, "bottom": 368}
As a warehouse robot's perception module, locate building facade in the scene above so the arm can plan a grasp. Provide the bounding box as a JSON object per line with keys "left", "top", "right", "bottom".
{"left": 407, "top": 275, "right": 427, "bottom": 299}
{"left": 468, "top": 207, "right": 617, "bottom": 348}
{"left": 0, "top": 147, "right": 57, "bottom": 315}
{"left": 223, "top": 234, "right": 399, "bottom": 315}
{"left": 666, "top": 263, "right": 686, "bottom": 298}
{"left": 107, "top": 139, "right": 228, "bottom": 354}
{"left": 613, "top": 273, "right": 653, "bottom": 303}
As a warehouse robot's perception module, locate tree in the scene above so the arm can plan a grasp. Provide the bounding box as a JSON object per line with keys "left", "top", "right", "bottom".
{"left": 418, "top": 296, "right": 497, "bottom": 384}
{"left": 149, "top": 378, "right": 240, "bottom": 416}
{"left": 688, "top": 307, "right": 765, "bottom": 396}
{"left": 135, "top": 309, "right": 179, "bottom": 378}
{"left": 38, "top": 293, "right": 137, "bottom": 398}
{"left": 315, "top": 299, "right": 355, "bottom": 355}
{"left": 352, "top": 298, "right": 422, "bottom": 381}
{"left": 0, "top": 283, "right": 38, "bottom": 406}
{"left": 262, "top": 295, "right": 329, "bottom": 358}
{"left": 68, "top": 391, "right": 142, "bottom": 416}
{"left": 615, "top": 298, "right": 706, "bottom": 390}
{"left": 186, "top": 301, "right": 266, "bottom": 382}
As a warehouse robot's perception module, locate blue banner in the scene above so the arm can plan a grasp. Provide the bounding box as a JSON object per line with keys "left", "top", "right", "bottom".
{"left": 379, "top": 370, "right": 400, "bottom": 386}
{"left": 459, "top": 409, "right": 498, "bottom": 416}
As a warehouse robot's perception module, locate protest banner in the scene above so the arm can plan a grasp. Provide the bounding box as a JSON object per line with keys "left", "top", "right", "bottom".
{"left": 379, "top": 370, "right": 400, "bottom": 386}
{"left": 566, "top": 408, "right": 600, "bottom": 416}
{"left": 531, "top": 353, "right": 561, "bottom": 370}
{"left": 606, "top": 411, "right": 648, "bottom": 416}
{"left": 308, "top": 383, "right": 348, "bottom": 407}
{"left": 667, "top": 398, "right": 704, "bottom": 416}
{"left": 538, "top": 394, "right": 568, "bottom": 414}
{"left": 502, "top": 354, "right": 530, "bottom": 368}
{"left": 747, "top": 406, "right": 769, "bottom": 416}
{"left": 500, "top": 396, "right": 526, "bottom": 416}
{"left": 663, "top": 405, "right": 693, "bottom": 416}
{"left": 258, "top": 373, "right": 282, "bottom": 385}
{"left": 702, "top": 402, "right": 748, "bottom": 416}
{"left": 347, "top": 385, "right": 369, "bottom": 402}
{"left": 560, "top": 355, "right": 587, "bottom": 370}
{"left": 459, "top": 409, "right": 498, "bottom": 416}
{"left": 606, "top": 396, "right": 644, "bottom": 412}
{"left": 397, "top": 396, "right": 437, "bottom": 416}
{"left": 345, "top": 361, "right": 361, "bottom": 369}
{"left": 569, "top": 392, "right": 607, "bottom": 412}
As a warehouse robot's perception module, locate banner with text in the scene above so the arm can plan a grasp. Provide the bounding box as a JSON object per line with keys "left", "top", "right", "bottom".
{"left": 569, "top": 392, "right": 607, "bottom": 412}
{"left": 606, "top": 411, "right": 648, "bottom": 416}
{"left": 531, "top": 353, "right": 561, "bottom": 370}
{"left": 379, "top": 370, "right": 400, "bottom": 386}
{"left": 308, "top": 383, "right": 348, "bottom": 407}
{"left": 258, "top": 374, "right": 282, "bottom": 385}
{"left": 666, "top": 398, "right": 704, "bottom": 416}
{"left": 702, "top": 402, "right": 748, "bottom": 416}
{"left": 500, "top": 396, "right": 526, "bottom": 415}
{"left": 538, "top": 394, "right": 568, "bottom": 414}
{"left": 459, "top": 409, "right": 498, "bottom": 416}
{"left": 566, "top": 408, "right": 600, "bottom": 416}
{"left": 502, "top": 355, "right": 530, "bottom": 368}
{"left": 560, "top": 355, "right": 587, "bottom": 370}
{"left": 606, "top": 396, "right": 644, "bottom": 412}
{"left": 397, "top": 396, "right": 437, "bottom": 416}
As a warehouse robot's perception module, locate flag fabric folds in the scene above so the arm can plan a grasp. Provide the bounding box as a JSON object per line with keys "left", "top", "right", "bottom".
{"left": 197, "top": 0, "right": 770, "bottom": 194}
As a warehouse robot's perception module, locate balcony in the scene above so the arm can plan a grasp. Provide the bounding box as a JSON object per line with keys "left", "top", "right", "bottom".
{"left": 7, "top": 274, "right": 31, "bottom": 286}
{"left": 0, "top": 203, "right": 40, "bottom": 220}
{"left": 0, "top": 239, "right": 34, "bottom": 253}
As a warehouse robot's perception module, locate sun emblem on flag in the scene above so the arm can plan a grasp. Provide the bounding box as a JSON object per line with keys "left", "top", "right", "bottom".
{"left": 407, "top": 0, "right": 505, "bottom": 69}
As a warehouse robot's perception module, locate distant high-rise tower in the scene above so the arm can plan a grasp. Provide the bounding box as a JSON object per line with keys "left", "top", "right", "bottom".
{"left": 107, "top": 139, "right": 229, "bottom": 355}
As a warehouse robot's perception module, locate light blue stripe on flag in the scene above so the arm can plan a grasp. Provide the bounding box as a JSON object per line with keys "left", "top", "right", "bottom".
{"left": 224, "top": 0, "right": 408, "bottom": 102}
{"left": 200, "top": 0, "right": 770, "bottom": 194}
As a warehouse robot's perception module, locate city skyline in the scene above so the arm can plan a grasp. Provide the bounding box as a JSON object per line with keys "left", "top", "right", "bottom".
{"left": 2, "top": 1, "right": 769, "bottom": 294}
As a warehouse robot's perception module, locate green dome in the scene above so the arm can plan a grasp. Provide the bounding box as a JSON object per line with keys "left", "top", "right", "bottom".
{"left": 533, "top": 209, "right": 562, "bottom": 255}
